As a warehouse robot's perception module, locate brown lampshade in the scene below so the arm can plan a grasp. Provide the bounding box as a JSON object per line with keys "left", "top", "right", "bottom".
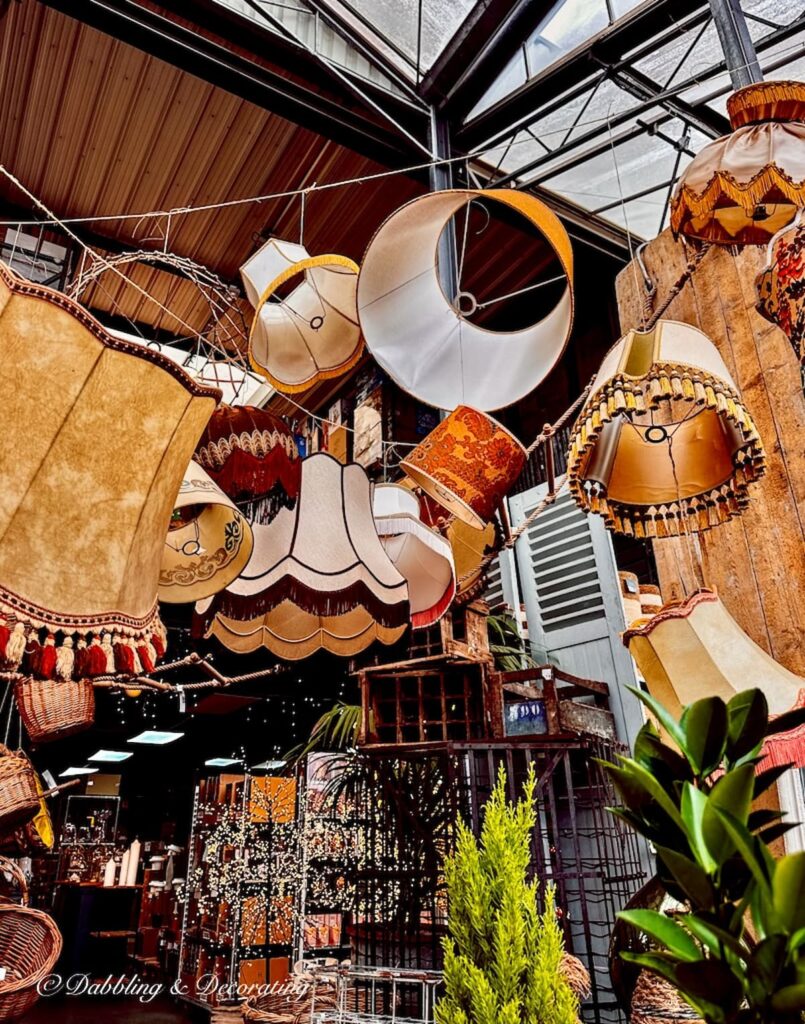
{"left": 567, "top": 320, "right": 765, "bottom": 537}
{"left": 756, "top": 212, "right": 805, "bottom": 367}
{"left": 625, "top": 589, "right": 805, "bottom": 767}
{"left": 401, "top": 406, "right": 526, "bottom": 530}
{"left": 195, "top": 454, "right": 409, "bottom": 659}
{"left": 159, "top": 462, "right": 254, "bottom": 604}
{"left": 0, "top": 262, "right": 218, "bottom": 658}
{"left": 671, "top": 80, "right": 805, "bottom": 245}
{"left": 242, "top": 238, "right": 362, "bottom": 394}
{"left": 357, "top": 188, "right": 573, "bottom": 411}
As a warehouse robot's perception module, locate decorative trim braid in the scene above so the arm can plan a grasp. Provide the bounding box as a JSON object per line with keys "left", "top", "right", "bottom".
{"left": 671, "top": 165, "right": 805, "bottom": 237}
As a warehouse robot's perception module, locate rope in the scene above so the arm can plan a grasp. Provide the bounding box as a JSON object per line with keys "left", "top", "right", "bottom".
{"left": 641, "top": 243, "right": 711, "bottom": 331}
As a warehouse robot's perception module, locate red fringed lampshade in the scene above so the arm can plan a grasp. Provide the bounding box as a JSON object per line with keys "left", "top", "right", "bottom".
{"left": 194, "top": 405, "right": 301, "bottom": 524}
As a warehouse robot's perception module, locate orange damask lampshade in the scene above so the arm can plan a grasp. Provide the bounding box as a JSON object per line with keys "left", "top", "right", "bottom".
{"left": 756, "top": 212, "right": 805, "bottom": 367}
{"left": 567, "top": 320, "right": 765, "bottom": 537}
{"left": 401, "top": 406, "right": 526, "bottom": 530}
{"left": 159, "top": 462, "right": 253, "bottom": 604}
{"left": 671, "top": 80, "right": 805, "bottom": 245}
{"left": 0, "top": 262, "right": 218, "bottom": 672}
{"left": 625, "top": 590, "right": 805, "bottom": 767}
{"left": 242, "top": 238, "right": 362, "bottom": 394}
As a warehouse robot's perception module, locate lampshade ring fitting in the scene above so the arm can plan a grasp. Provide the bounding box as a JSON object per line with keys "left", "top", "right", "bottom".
{"left": 310, "top": 314, "right": 324, "bottom": 331}
{"left": 454, "top": 290, "right": 478, "bottom": 317}
{"left": 644, "top": 424, "right": 670, "bottom": 444}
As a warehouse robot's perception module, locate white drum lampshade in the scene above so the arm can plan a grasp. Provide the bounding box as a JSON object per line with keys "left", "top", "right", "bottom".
{"left": 356, "top": 188, "right": 573, "bottom": 411}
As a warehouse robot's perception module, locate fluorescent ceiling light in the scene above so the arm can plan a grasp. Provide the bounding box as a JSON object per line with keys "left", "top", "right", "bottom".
{"left": 251, "top": 759, "right": 286, "bottom": 771}
{"left": 128, "top": 730, "right": 184, "bottom": 745}
{"left": 60, "top": 766, "right": 99, "bottom": 777}
{"left": 88, "top": 749, "right": 133, "bottom": 763}
{"left": 204, "top": 757, "right": 242, "bottom": 767}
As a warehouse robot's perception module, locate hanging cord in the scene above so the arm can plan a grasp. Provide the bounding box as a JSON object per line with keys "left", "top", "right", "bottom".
{"left": 640, "top": 242, "right": 711, "bottom": 332}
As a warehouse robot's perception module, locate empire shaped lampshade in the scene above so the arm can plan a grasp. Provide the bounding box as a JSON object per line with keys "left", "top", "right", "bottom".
{"left": 195, "top": 454, "right": 409, "bottom": 659}
{"left": 242, "top": 238, "right": 362, "bottom": 393}
{"left": 0, "top": 261, "right": 218, "bottom": 662}
{"left": 159, "top": 461, "right": 253, "bottom": 604}
{"left": 625, "top": 589, "right": 805, "bottom": 767}
{"left": 567, "top": 320, "right": 765, "bottom": 537}
{"left": 671, "top": 80, "right": 805, "bottom": 245}
{"left": 373, "top": 484, "right": 455, "bottom": 629}
{"left": 357, "top": 188, "right": 573, "bottom": 411}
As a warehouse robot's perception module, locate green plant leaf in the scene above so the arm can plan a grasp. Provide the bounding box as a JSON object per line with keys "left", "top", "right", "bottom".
{"left": 754, "top": 763, "right": 792, "bottom": 797}
{"left": 747, "top": 934, "right": 787, "bottom": 992}
{"left": 617, "top": 909, "right": 700, "bottom": 961}
{"left": 681, "top": 697, "right": 728, "bottom": 776}
{"left": 627, "top": 685, "right": 687, "bottom": 753}
{"left": 757, "top": 822, "right": 796, "bottom": 846}
{"left": 656, "top": 846, "right": 714, "bottom": 910}
{"left": 675, "top": 959, "right": 744, "bottom": 1014}
{"left": 770, "top": 984, "right": 805, "bottom": 1012}
{"left": 766, "top": 706, "right": 805, "bottom": 737}
{"left": 609, "top": 759, "right": 686, "bottom": 833}
{"left": 620, "top": 951, "right": 683, "bottom": 988}
{"left": 680, "top": 914, "right": 747, "bottom": 960}
{"left": 681, "top": 783, "right": 717, "bottom": 872}
{"left": 747, "top": 808, "right": 784, "bottom": 831}
{"left": 712, "top": 807, "right": 773, "bottom": 895}
{"left": 634, "top": 724, "right": 693, "bottom": 782}
{"left": 702, "top": 764, "right": 755, "bottom": 865}
{"left": 773, "top": 852, "right": 805, "bottom": 933}
{"left": 726, "top": 689, "right": 768, "bottom": 762}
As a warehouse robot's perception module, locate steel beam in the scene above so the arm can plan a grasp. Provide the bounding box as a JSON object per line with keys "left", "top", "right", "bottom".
{"left": 708, "top": 0, "right": 763, "bottom": 88}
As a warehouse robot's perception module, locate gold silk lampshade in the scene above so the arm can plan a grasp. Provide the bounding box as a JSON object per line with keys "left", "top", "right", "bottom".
{"left": 0, "top": 262, "right": 218, "bottom": 667}
{"left": 194, "top": 404, "right": 301, "bottom": 522}
{"left": 242, "top": 238, "right": 362, "bottom": 393}
{"left": 567, "top": 319, "right": 765, "bottom": 537}
{"left": 416, "top": 490, "right": 500, "bottom": 604}
{"left": 625, "top": 590, "right": 805, "bottom": 767}
{"left": 356, "top": 188, "right": 573, "bottom": 411}
{"left": 756, "top": 212, "right": 805, "bottom": 366}
{"left": 671, "top": 80, "right": 805, "bottom": 245}
{"left": 401, "top": 406, "right": 526, "bottom": 530}
{"left": 373, "top": 484, "right": 456, "bottom": 629}
{"left": 195, "top": 454, "right": 409, "bottom": 659}
{"left": 159, "top": 462, "right": 253, "bottom": 604}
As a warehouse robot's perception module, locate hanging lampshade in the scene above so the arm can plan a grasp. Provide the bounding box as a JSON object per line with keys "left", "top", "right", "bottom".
{"left": 0, "top": 262, "right": 218, "bottom": 666}
{"left": 194, "top": 404, "right": 301, "bottom": 522}
{"left": 241, "top": 238, "right": 362, "bottom": 393}
{"left": 159, "top": 462, "right": 253, "bottom": 604}
{"left": 195, "top": 454, "right": 409, "bottom": 659}
{"left": 567, "top": 319, "right": 765, "bottom": 537}
{"left": 671, "top": 80, "right": 805, "bottom": 245}
{"left": 373, "top": 484, "right": 456, "bottom": 629}
{"left": 401, "top": 406, "right": 526, "bottom": 529}
{"left": 756, "top": 211, "right": 805, "bottom": 366}
{"left": 417, "top": 491, "right": 500, "bottom": 604}
{"left": 357, "top": 188, "right": 573, "bottom": 411}
{"left": 624, "top": 589, "right": 805, "bottom": 767}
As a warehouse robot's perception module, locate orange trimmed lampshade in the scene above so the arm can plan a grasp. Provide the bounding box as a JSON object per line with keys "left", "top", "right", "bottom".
{"left": 625, "top": 590, "right": 805, "bottom": 767}
{"left": 401, "top": 406, "right": 526, "bottom": 530}
{"left": 373, "top": 484, "right": 456, "bottom": 629}
{"left": 194, "top": 404, "right": 301, "bottom": 522}
{"left": 195, "top": 454, "right": 409, "bottom": 659}
{"left": 357, "top": 188, "right": 573, "bottom": 411}
{"left": 0, "top": 262, "right": 218, "bottom": 669}
{"left": 242, "top": 238, "right": 362, "bottom": 394}
{"left": 756, "top": 214, "right": 805, "bottom": 366}
{"left": 159, "top": 462, "right": 253, "bottom": 604}
{"left": 671, "top": 80, "right": 805, "bottom": 245}
{"left": 567, "top": 320, "right": 765, "bottom": 537}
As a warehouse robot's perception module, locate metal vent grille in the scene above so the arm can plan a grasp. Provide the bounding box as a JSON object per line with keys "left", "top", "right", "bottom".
{"left": 524, "top": 492, "right": 606, "bottom": 632}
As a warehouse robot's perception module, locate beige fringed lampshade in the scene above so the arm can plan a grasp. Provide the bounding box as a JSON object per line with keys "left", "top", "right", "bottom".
{"left": 242, "top": 238, "right": 362, "bottom": 394}
{"left": 401, "top": 406, "right": 526, "bottom": 529}
{"left": 195, "top": 454, "right": 409, "bottom": 659}
{"left": 625, "top": 590, "right": 805, "bottom": 767}
{"left": 0, "top": 262, "right": 218, "bottom": 661}
{"left": 159, "top": 462, "right": 253, "bottom": 604}
{"left": 671, "top": 81, "right": 805, "bottom": 245}
{"left": 357, "top": 188, "right": 573, "bottom": 411}
{"left": 373, "top": 484, "right": 455, "bottom": 629}
{"left": 567, "top": 320, "right": 765, "bottom": 537}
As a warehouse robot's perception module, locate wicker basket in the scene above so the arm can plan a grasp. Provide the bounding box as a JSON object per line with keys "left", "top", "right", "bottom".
{"left": 14, "top": 677, "right": 95, "bottom": 744}
{"left": 242, "top": 978, "right": 353, "bottom": 1023}
{"left": 561, "top": 952, "right": 592, "bottom": 1001}
{"left": 0, "top": 748, "right": 39, "bottom": 837}
{"left": 0, "top": 856, "right": 62, "bottom": 1022}
{"left": 630, "top": 972, "right": 704, "bottom": 1024}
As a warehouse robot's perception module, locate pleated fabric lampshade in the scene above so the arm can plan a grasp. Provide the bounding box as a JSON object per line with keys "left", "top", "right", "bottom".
{"left": 671, "top": 80, "right": 805, "bottom": 245}
{"left": 357, "top": 188, "right": 573, "bottom": 411}
{"left": 194, "top": 404, "right": 301, "bottom": 523}
{"left": 195, "top": 454, "right": 409, "bottom": 659}
{"left": 0, "top": 262, "right": 218, "bottom": 670}
{"left": 401, "top": 406, "right": 526, "bottom": 529}
{"left": 242, "top": 238, "right": 362, "bottom": 393}
{"left": 159, "top": 462, "right": 253, "bottom": 604}
{"left": 567, "top": 320, "right": 765, "bottom": 537}
{"left": 373, "top": 484, "right": 455, "bottom": 629}
{"left": 625, "top": 589, "right": 805, "bottom": 767}
{"left": 756, "top": 211, "right": 805, "bottom": 367}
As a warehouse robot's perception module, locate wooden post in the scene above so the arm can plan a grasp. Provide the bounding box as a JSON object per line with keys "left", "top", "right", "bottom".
{"left": 616, "top": 230, "right": 805, "bottom": 674}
